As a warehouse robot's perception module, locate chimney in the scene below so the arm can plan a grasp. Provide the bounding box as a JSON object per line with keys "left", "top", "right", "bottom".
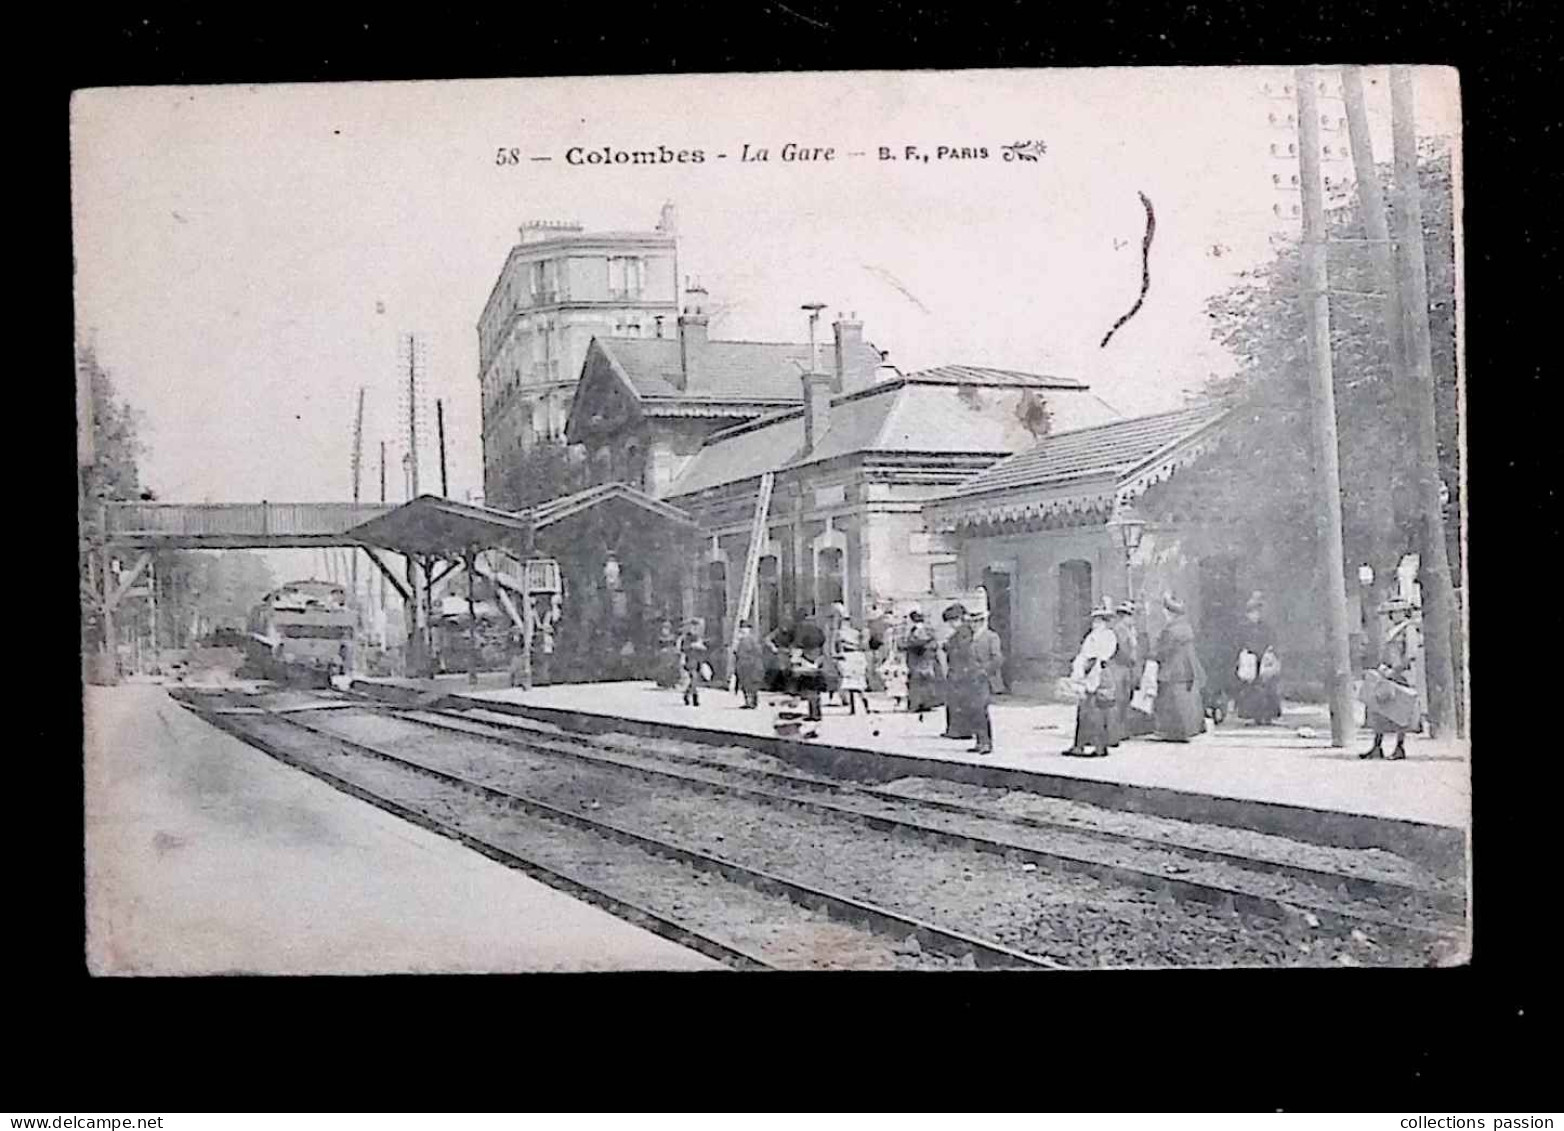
{"left": 676, "top": 277, "right": 709, "bottom": 391}
{"left": 801, "top": 370, "right": 833, "bottom": 456}
{"left": 874, "top": 348, "right": 901, "bottom": 384}
{"left": 656, "top": 201, "right": 678, "bottom": 236}
{"left": 832, "top": 311, "right": 868, "bottom": 393}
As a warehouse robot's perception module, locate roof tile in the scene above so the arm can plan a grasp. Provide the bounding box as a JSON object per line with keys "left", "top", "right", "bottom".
{"left": 941, "top": 402, "right": 1229, "bottom": 499}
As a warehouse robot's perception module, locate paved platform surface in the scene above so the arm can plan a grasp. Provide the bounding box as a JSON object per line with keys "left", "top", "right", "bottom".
{"left": 412, "top": 678, "right": 1470, "bottom": 830}
{"left": 84, "top": 684, "right": 720, "bottom": 974}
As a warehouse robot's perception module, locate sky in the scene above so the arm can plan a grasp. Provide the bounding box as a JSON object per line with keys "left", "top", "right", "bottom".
{"left": 72, "top": 66, "right": 1459, "bottom": 531}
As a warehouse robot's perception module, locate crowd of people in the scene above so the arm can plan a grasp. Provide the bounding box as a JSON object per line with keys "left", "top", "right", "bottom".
{"left": 642, "top": 587, "right": 1425, "bottom": 762}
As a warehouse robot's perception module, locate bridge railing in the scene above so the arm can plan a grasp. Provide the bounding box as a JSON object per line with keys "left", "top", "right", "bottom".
{"left": 104, "top": 502, "right": 395, "bottom": 541}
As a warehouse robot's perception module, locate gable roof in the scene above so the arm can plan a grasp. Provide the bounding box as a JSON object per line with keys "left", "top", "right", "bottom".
{"left": 936, "top": 402, "right": 1231, "bottom": 503}
{"left": 597, "top": 336, "right": 885, "bottom": 405}
{"left": 524, "top": 481, "right": 696, "bottom": 530}
{"left": 666, "top": 378, "right": 1125, "bottom": 498}
{"left": 345, "top": 495, "right": 534, "bottom": 557}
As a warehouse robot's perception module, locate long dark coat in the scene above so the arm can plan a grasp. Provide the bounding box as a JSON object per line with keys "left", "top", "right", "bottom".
{"left": 734, "top": 634, "right": 766, "bottom": 692}
{"left": 943, "top": 623, "right": 993, "bottom": 741}
{"left": 1109, "top": 620, "right": 1142, "bottom": 742}
{"left": 1153, "top": 616, "right": 1206, "bottom": 740}
{"left": 905, "top": 623, "right": 944, "bottom": 711}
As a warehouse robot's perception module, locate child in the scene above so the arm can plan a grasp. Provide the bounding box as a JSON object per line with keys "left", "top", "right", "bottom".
{"left": 836, "top": 624, "right": 872, "bottom": 715}
{"left": 680, "top": 619, "right": 709, "bottom": 706}
{"left": 881, "top": 656, "right": 909, "bottom": 710}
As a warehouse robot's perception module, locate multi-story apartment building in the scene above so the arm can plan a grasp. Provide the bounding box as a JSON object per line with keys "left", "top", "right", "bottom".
{"left": 478, "top": 206, "right": 680, "bottom": 502}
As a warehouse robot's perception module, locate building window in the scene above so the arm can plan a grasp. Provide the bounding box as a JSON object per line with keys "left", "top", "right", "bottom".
{"left": 530, "top": 260, "right": 559, "bottom": 304}
{"left": 1058, "top": 560, "right": 1094, "bottom": 655}
{"left": 707, "top": 560, "right": 729, "bottom": 647}
{"left": 608, "top": 256, "right": 644, "bottom": 301}
{"left": 758, "top": 555, "right": 780, "bottom": 636}
{"left": 591, "top": 447, "right": 613, "bottom": 486}
{"left": 818, "top": 547, "right": 845, "bottom": 609}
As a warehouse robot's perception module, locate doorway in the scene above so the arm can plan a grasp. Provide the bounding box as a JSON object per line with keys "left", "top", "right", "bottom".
{"left": 982, "top": 567, "right": 1014, "bottom": 691}
{"left": 1198, "top": 553, "right": 1241, "bottom": 696}
{"left": 1058, "top": 559, "right": 1093, "bottom": 666}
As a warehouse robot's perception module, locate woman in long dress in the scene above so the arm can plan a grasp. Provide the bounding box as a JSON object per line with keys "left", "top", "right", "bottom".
{"left": 1359, "top": 599, "right": 1420, "bottom": 760}
{"left": 1064, "top": 603, "right": 1119, "bottom": 757}
{"left": 904, "top": 610, "right": 943, "bottom": 716}
{"left": 1152, "top": 594, "right": 1206, "bottom": 741}
{"left": 1233, "top": 591, "right": 1283, "bottom": 724}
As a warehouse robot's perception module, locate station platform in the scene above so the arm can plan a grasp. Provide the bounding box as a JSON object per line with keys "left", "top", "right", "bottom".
{"left": 85, "top": 684, "right": 720, "bottom": 974}
{"left": 357, "top": 675, "right": 1469, "bottom": 866}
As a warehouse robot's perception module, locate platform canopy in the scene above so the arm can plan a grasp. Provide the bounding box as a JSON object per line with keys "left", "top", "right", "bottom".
{"left": 343, "top": 494, "right": 535, "bottom": 558}
{"left": 528, "top": 481, "right": 697, "bottom": 534}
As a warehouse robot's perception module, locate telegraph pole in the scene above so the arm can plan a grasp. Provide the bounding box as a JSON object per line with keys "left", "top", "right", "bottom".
{"left": 406, "top": 336, "right": 420, "bottom": 499}
{"left": 351, "top": 386, "right": 365, "bottom": 611}
{"left": 437, "top": 398, "right": 449, "bottom": 498}
{"left": 1296, "top": 65, "right": 1358, "bottom": 746}
{"left": 1341, "top": 65, "right": 1405, "bottom": 663}
{"left": 1390, "top": 66, "right": 1460, "bottom": 739}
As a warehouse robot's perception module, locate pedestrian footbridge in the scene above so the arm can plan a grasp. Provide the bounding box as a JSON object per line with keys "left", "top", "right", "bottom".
{"left": 102, "top": 502, "right": 396, "bottom": 549}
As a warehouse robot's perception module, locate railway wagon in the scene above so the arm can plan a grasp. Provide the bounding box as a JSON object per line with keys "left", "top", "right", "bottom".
{"left": 245, "top": 580, "right": 356, "bottom": 681}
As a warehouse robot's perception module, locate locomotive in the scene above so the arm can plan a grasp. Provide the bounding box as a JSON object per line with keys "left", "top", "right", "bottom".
{"left": 243, "top": 580, "right": 356, "bottom": 685}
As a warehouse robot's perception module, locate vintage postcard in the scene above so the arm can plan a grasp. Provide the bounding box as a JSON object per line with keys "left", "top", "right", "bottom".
{"left": 74, "top": 67, "right": 1468, "bottom": 973}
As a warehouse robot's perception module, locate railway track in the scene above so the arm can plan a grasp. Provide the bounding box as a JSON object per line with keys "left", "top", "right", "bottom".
{"left": 176, "top": 687, "right": 1464, "bottom": 968}
{"left": 401, "top": 702, "right": 1466, "bottom": 930}
{"left": 183, "top": 695, "right": 1057, "bottom": 971}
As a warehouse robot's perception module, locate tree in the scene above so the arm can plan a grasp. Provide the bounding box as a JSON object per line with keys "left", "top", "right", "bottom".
{"left": 79, "top": 346, "right": 146, "bottom": 504}
{"left": 491, "top": 437, "right": 589, "bottom": 512}
{"left": 1197, "top": 148, "right": 1459, "bottom": 580}
{"left": 80, "top": 348, "right": 149, "bottom": 663}
{"left": 1144, "top": 150, "right": 1459, "bottom": 692}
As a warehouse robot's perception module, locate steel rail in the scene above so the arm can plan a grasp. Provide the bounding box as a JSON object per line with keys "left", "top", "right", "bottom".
{"left": 235, "top": 706, "right": 1059, "bottom": 971}
{"left": 364, "top": 704, "right": 1460, "bottom": 945}
{"left": 422, "top": 703, "right": 1461, "bottom": 916}
{"left": 189, "top": 707, "right": 772, "bottom": 971}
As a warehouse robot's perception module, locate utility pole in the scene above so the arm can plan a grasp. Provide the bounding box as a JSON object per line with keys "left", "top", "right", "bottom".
{"left": 1390, "top": 66, "right": 1460, "bottom": 739}
{"left": 1341, "top": 65, "right": 1406, "bottom": 662}
{"left": 406, "top": 336, "right": 420, "bottom": 499}
{"left": 1296, "top": 65, "right": 1358, "bottom": 747}
{"left": 351, "top": 386, "right": 364, "bottom": 610}
{"left": 437, "top": 398, "right": 449, "bottom": 498}
{"left": 404, "top": 334, "right": 426, "bottom": 675}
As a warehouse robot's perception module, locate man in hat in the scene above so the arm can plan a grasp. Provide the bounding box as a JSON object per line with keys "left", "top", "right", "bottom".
{"left": 733, "top": 617, "right": 766, "bottom": 709}
{"left": 970, "top": 609, "right": 1007, "bottom": 697}
{"left": 1359, "top": 597, "right": 1419, "bottom": 759}
{"left": 793, "top": 609, "right": 828, "bottom": 721}
{"left": 1152, "top": 594, "right": 1205, "bottom": 741}
{"left": 942, "top": 603, "right": 994, "bottom": 754}
{"left": 1233, "top": 591, "right": 1282, "bottom": 724}
{"left": 940, "top": 604, "right": 973, "bottom": 739}
{"left": 1110, "top": 600, "right": 1145, "bottom": 742}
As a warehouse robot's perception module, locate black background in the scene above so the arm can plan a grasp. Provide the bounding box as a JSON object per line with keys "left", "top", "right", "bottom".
{"left": 26, "top": 1, "right": 1556, "bottom": 1110}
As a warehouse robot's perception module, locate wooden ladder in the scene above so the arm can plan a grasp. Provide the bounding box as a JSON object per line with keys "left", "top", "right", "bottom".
{"left": 728, "top": 471, "right": 776, "bottom": 682}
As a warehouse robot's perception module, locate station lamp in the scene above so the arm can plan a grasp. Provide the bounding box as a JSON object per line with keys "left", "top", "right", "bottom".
{"left": 1105, "top": 500, "right": 1146, "bottom": 605}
